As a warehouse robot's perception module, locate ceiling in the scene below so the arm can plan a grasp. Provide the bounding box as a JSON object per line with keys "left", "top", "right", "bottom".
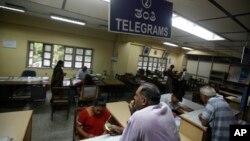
{"left": 0, "top": 0, "right": 250, "bottom": 58}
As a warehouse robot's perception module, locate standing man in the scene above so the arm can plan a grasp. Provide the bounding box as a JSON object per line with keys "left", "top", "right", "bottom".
{"left": 76, "top": 66, "right": 88, "bottom": 79}
{"left": 108, "top": 83, "right": 180, "bottom": 141}
{"left": 178, "top": 68, "right": 189, "bottom": 97}
{"left": 198, "top": 86, "right": 236, "bottom": 141}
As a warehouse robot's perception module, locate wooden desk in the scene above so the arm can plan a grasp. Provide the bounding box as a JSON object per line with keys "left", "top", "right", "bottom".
{"left": 219, "top": 90, "right": 239, "bottom": 97}
{"left": 103, "top": 79, "right": 124, "bottom": 86}
{"left": 179, "top": 132, "right": 192, "bottom": 141}
{"left": 80, "top": 134, "right": 121, "bottom": 141}
{"left": 0, "top": 77, "right": 49, "bottom": 85}
{"left": 0, "top": 77, "right": 49, "bottom": 102}
{"left": 106, "top": 101, "right": 131, "bottom": 127}
{"left": 0, "top": 110, "right": 33, "bottom": 141}
{"left": 225, "top": 96, "right": 250, "bottom": 120}
{"left": 179, "top": 109, "right": 207, "bottom": 141}
{"left": 179, "top": 98, "right": 204, "bottom": 113}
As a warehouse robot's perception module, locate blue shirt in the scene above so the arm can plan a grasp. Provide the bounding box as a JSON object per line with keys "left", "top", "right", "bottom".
{"left": 202, "top": 94, "right": 236, "bottom": 141}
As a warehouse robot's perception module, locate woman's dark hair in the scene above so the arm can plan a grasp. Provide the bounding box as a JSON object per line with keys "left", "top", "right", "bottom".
{"left": 93, "top": 97, "right": 106, "bottom": 107}
{"left": 56, "top": 60, "right": 64, "bottom": 66}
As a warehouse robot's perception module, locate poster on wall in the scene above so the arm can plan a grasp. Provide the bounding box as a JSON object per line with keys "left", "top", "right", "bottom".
{"left": 239, "top": 67, "right": 250, "bottom": 84}
{"left": 228, "top": 66, "right": 250, "bottom": 84}
{"left": 227, "top": 66, "right": 241, "bottom": 83}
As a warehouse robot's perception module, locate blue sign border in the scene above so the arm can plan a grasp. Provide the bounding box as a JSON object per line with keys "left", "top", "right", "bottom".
{"left": 109, "top": 0, "right": 173, "bottom": 38}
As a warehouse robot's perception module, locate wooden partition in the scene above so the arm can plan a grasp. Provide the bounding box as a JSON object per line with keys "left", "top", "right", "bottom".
{"left": 179, "top": 109, "right": 207, "bottom": 141}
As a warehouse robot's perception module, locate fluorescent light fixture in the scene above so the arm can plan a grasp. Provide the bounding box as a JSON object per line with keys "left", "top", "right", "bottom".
{"left": 0, "top": 5, "right": 25, "bottom": 13}
{"left": 172, "top": 13, "right": 225, "bottom": 41}
{"left": 50, "top": 15, "right": 86, "bottom": 26}
{"left": 163, "top": 42, "right": 178, "bottom": 47}
{"left": 182, "top": 47, "right": 194, "bottom": 51}
{"left": 103, "top": 0, "right": 110, "bottom": 2}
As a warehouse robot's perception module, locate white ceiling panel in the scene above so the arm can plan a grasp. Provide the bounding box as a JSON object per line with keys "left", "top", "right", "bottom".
{"left": 221, "top": 33, "right": 249, "bottom": 41}
{"left": 172, "top": 36, "right": 207, "bottom": 43}
{"left": 26, "top": 0, "right": 64, "bottom": 9}
{"left": 218, "top": 41, "right": 246, "bottom": 47}
{"left": 227, "top": 46, "right": 244, "bottom": 50}
{"left": 65, "top": 0, "right": 108, "bottom": 21}
{"left": 171, "top": 27, "right": 192, "bottom": 37}
{"left": 215, "top": 0, "right": 250, "bottom": 15}
{"left": 190, "top": 42, "right": 221, "bottom": 48}
{"left": 173, "top": 0, "right": 226, "bottom": 21}
{"left": 198, "top": 18, "right": 245, "bottom": 33}
{"left": 236, "top": 15, "right": 250, "bottom": 30}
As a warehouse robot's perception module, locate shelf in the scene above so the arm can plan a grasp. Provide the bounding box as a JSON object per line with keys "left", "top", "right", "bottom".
{"left": 209, "top": 80, "right": 223, "bottom": 84}
{"left": 209, "top": 70, "right": 227, "bottom": 85}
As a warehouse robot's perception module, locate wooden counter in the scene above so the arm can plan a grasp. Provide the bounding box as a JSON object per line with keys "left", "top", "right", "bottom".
{"left": 107, "top": 101, "right": 131, "bottom": 127}
{"left": 0, "top": 110, "right": 33, "bottom": 141}
{"left": 179, "top": 109, "right": 207, "bottom": 141}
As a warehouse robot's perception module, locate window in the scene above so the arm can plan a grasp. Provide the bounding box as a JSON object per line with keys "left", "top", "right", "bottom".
{"left": 27, "top": 41, "right": 93, "bottom": 69}
{"left": 137, "top": 55, "right": 167, "bottom": 72}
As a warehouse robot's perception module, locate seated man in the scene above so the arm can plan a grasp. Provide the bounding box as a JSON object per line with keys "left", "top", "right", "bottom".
{"left": 107, "top": 83, "right": 180, "bottom": 141}
{"left": 76, "top": 66, "right": 88, "bottom": 79}
{"left": 160, "top": 90, "right": 183, "bottom": 115}
{"left": 76, "top": 98, "right": 111, "bottom": 139}
{"left": 74, "top": 74, "right": 95, "bottom": 88}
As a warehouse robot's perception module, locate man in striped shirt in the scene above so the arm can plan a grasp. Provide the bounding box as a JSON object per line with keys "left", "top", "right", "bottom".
{"left": 198, "top": 86, "right": 236, "bottom": 141}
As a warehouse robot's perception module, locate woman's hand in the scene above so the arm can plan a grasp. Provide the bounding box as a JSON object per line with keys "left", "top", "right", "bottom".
{"left": 86, "top": 134, "right": 94, "bottom": 138}
{"left": 106, "top": 124, "right": 123, "bottom": 135}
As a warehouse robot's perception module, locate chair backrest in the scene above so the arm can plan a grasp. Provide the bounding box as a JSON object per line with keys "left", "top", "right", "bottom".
{"left": 21, "top": 70, "right": 36, "bottom": 77}
{"left": 80, "top": 85, "right": 98, "bottom": 101}
{"left": 51, "top": 87, "right": 71, "bottom": 105}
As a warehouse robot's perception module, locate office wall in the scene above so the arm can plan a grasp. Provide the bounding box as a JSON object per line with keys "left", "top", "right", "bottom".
{"left": 115, "top": 42, "right": 130, "bottom": 74}
{"left": 0, "top": 12, "right": 188, "bottom": 77}
{"left": 0, "top": 13, "right": 115, "bottom": 77}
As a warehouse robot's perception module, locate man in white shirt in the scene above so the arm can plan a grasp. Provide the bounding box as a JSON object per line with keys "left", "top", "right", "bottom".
{"left": 107, "top": 83, "right": 180, "bottom": 141}
{"left": 160, "top": 93, "right": 182, "bottom": 111}
{"left": 76, "top": 66, "right": 88, "bottom": 79}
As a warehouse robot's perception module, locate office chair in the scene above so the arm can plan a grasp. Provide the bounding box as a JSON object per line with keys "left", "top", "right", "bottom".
{"left": 79, "top": 85, "right": 98, "bottom": 106}
{"left": 21, "top": 70, "right": 36, "bottom": 77}
{"left": 51, "top": 87, "right": 71, "bottom": 121}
